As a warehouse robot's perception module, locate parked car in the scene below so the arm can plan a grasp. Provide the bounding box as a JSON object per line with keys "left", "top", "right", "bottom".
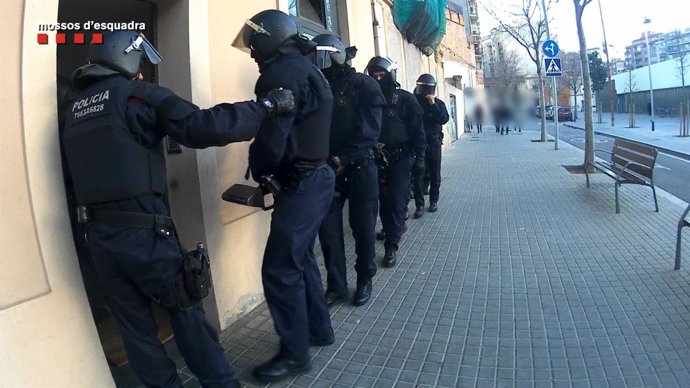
{"left": 546, "top": 106, "right": 573, "bottom": 121}
{"left": 557, "top": 106, "right": 573, "bottom": 121}
{"left": 544, "top": 105, "right": 555, "bottom": 120}
{"left": 536, "top": 105, "right": 553, "bottom": 118}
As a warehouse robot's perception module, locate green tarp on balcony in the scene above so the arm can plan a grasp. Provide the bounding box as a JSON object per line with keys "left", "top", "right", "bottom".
{"left": 393, "top": 0, "right": 448, "bottom": 56}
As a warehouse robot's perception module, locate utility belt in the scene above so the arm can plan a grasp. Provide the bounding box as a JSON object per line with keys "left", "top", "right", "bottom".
{"left": 382, "top": 143, "right": 409, "bottom": 164}
{"left": 76, "top": 206, "right": 212, "bottom": 310}
{"left": 77, "top": 207, "right": 175, "bottom": 236}
{"left": 341, "top": 149, "right": 377, "bottom": 170}
{"left": 279, "top": 160, "right": 327, "bottom": 182}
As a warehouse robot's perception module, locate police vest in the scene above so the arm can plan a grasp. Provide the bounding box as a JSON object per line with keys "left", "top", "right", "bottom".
{"left": 418, "top": 96, "right": 442, "bottom": 137}
{"left": 62, "top": 76, "right": 195, "bottom": 204}
{"left": 291, "top": 65, "right": 333, "bottom": 162}
{"left": 329, "top": 72, "right": 361, "bottom": 156}
{"left": 379, "top": 90, "right": 409, "bottom": 146}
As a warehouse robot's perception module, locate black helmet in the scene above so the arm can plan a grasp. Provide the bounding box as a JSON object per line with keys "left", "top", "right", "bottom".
{"left": 366, "top": 56, "right": 398, "bottom": 83}
{"left": 311, "top": 34, "right": 346, "bottom": 69}
{"left": 414, "top": 73, "right": 437, "bottom": 96}
{"left": 89, "top": 31, "right": 162, "bottom": 78}
{"left": 233, "top": 9, "right": 299, "bottom": 62}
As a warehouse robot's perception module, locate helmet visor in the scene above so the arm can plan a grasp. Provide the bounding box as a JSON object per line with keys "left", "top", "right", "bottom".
{"left": 232, "top": 19, "right": 272, "bottom": 53}
{"left": 312, "top": 46, "right": 340, "bottom": 69}
{"left": 415, "top": 81, "right": 436, "bottom": 96}
{"left": 124, "top": 33, "right": 162, "bottom": 64}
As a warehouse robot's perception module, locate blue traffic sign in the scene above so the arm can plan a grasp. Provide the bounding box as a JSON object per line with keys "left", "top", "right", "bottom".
{"left": 542, "top": 39, "right": 559, "bottom": 57}
{"left": 544, "top": 58, "right": 562, "bottom": 77}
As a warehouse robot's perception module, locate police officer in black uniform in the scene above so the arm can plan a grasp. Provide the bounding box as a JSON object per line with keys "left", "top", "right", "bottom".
{"left": 366, "top": 57, "right": 425, "bottom": 267}
{"left": 414, "top": 74, "right": 449, "bottom": 213}
{"left": 61, "top": 31, "right": 296, "bottom": 388}
{"left": 233, "top": 10, "right": 335, "bottom": 383}
{"left": 311, "top": 34, "right": 385, "bottom": 307}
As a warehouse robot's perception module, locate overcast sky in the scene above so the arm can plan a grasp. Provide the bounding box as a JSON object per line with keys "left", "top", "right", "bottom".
{"left": 477, "top": 0, "right": 688, "bottom": 59}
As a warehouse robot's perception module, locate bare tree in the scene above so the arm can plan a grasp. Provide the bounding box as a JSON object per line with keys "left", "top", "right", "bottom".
{"left": 559, "top": 52, "right": 582, "bottom": 120}
{"left": 485, "top": 42, "right": 525, "bottom": 96}
{"left": 669, "top": 30, "right": 690, "bottom": 106}
{"left": 573, "top": 0, "right": 595, "bottom": 169}
{"left": 624, "top": 71, "right": 639, "bottom": 127}
{"left": 485, "top": 0, "right": 550, "bottom": 141}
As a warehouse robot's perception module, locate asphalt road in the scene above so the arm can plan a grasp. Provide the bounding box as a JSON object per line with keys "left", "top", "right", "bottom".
{"left": 522, "top": 119, "right": 690, "bottom": 203}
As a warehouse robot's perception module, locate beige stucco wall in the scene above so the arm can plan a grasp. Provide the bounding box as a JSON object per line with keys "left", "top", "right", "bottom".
{"left": 0, "top": 0, "right": 115, "bottom": 386}
{"left": 203, "top": 0, "right": 278, "bottom": 329}
{"left": 344, "top": 0, "right": 377, "bottom": 72}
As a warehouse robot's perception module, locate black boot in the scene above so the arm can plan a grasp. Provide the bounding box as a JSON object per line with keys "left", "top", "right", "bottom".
{"left": 413, "top": 207, "right": 424, "bottom": 219}
{"left": 253, "top": 355, "right": 311, "bottom": 383}
{"left": 428, "top": 203, "right": 438, "bottom": 212}
{"left": 325, "top": 290, "right": 348, "bottom": 307}
{"left": 383, "top": 249, "right": 397, "bottom": 267}
{"left": 353, "top": 280, "right": 372, "bottom": 306}
{"left": 309, "top": 327, "right": 335, "bottom": 346}
{"left": 376, "top": 229, "right": 385, "bottom": 241}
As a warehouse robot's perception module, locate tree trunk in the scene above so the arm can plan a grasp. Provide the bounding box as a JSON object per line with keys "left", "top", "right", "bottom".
{"left": 538, "top": 72, "right": 547, "bottom": 141}
{"left": 575, "top": 3, "right": 594, "bottom": 169}
{"left": 573, "top": 90, "right": 578, "bottom": 120}
{"left": 596, "top": 91, "right": 603, "bottom": 123}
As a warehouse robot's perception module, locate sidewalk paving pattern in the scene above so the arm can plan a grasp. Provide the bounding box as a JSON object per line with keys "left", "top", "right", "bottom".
{"left": 121, "top": 129, "right": 690, "bottom": 387}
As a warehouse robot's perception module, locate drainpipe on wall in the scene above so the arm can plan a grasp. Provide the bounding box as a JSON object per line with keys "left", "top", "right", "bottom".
{"left": 371, "top": 0, "right": 381, "bottom": 56}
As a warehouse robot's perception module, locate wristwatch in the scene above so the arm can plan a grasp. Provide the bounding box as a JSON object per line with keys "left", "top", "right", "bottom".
{"left": 258, "top": 98, "right": 274, "bottom": 117}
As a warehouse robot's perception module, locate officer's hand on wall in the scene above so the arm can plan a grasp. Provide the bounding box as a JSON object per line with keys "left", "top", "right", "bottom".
{"left": 264, "top": 88, "right": 296, "bottom": 116}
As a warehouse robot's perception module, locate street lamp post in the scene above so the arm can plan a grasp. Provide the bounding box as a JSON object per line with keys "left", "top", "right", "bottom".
{"left": 644, "top": 17, "right": 655, "bottom": 131}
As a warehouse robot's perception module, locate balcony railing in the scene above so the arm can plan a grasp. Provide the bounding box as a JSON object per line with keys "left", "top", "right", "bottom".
{"left": 469, "top": 6, "right": 479, "bottom": 19}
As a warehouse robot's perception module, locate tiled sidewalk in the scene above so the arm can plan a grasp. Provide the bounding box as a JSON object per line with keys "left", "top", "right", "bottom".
{"left": 122, "top": 129, "right": 690, "bottom": 387}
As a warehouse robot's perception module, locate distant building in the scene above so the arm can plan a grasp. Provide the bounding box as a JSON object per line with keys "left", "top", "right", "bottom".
{"left": 624, "top": 29, "right": 690, "bottom": 71}
{"left": 611, "top": 58, "right": 627, "bottom": 74}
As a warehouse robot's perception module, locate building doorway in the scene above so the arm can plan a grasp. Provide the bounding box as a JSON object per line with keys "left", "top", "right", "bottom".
{"left": 56, "top": 0, "right": 173, "bottom": 376}
{"left": 449, "top": 94, "right": 458, "bottom": 142}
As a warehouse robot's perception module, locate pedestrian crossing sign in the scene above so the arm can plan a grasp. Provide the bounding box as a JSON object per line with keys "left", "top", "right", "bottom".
{"left": 544, "top": 58, "right": 562, "bottom": 77}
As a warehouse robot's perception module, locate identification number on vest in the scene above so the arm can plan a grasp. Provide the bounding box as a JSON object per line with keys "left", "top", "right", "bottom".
{"left": 72, "top": 89, "right": 110, "bottom": 119}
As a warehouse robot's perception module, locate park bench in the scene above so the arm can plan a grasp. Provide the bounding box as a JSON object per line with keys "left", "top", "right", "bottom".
{"left": 585, "top": 138, "right": 659, "bottom": 214}
{"left": 675, "top": 204, "right": 690, "bottom": 269}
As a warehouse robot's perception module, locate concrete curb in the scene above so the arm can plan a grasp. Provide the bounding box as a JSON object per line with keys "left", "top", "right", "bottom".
{"left": 562, "top": 123, "right": 690, "bottom": 160}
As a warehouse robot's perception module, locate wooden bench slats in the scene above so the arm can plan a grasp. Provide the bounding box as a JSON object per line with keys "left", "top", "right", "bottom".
{"left": 614, "top": 139, "right": 659, "bottom": 159}
{"left": 586, "top": 138, "right": 659, "bottom": 213}
{"left": 611, "top": 147, "right": 656, "bottom": 167}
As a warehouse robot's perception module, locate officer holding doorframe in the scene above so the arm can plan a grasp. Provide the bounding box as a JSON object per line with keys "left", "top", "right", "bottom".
{"left": 60, "top": 30, "right": 295, "bottom": 388}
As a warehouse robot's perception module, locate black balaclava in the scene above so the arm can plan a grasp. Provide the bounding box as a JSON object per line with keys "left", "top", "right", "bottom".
{"left": 322, "top": 63, "right": 351, "bottom": 83}
{"left": 377, "top": 71, "right": 396, "bottom": 98}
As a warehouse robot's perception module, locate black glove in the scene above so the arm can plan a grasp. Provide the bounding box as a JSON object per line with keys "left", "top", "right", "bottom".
{"left": 259, "top": 88, "right": 296, "bottom": 117}
{"left": 327, "top": 155, "right": 345, "bottom": 175}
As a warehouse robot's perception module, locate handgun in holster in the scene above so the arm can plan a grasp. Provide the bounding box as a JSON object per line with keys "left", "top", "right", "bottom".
{"left": 221, "top": 175, "right": 281, "bottom": 211}
{"left": 373, "top": 143, "right": 389, "bottom": 171}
